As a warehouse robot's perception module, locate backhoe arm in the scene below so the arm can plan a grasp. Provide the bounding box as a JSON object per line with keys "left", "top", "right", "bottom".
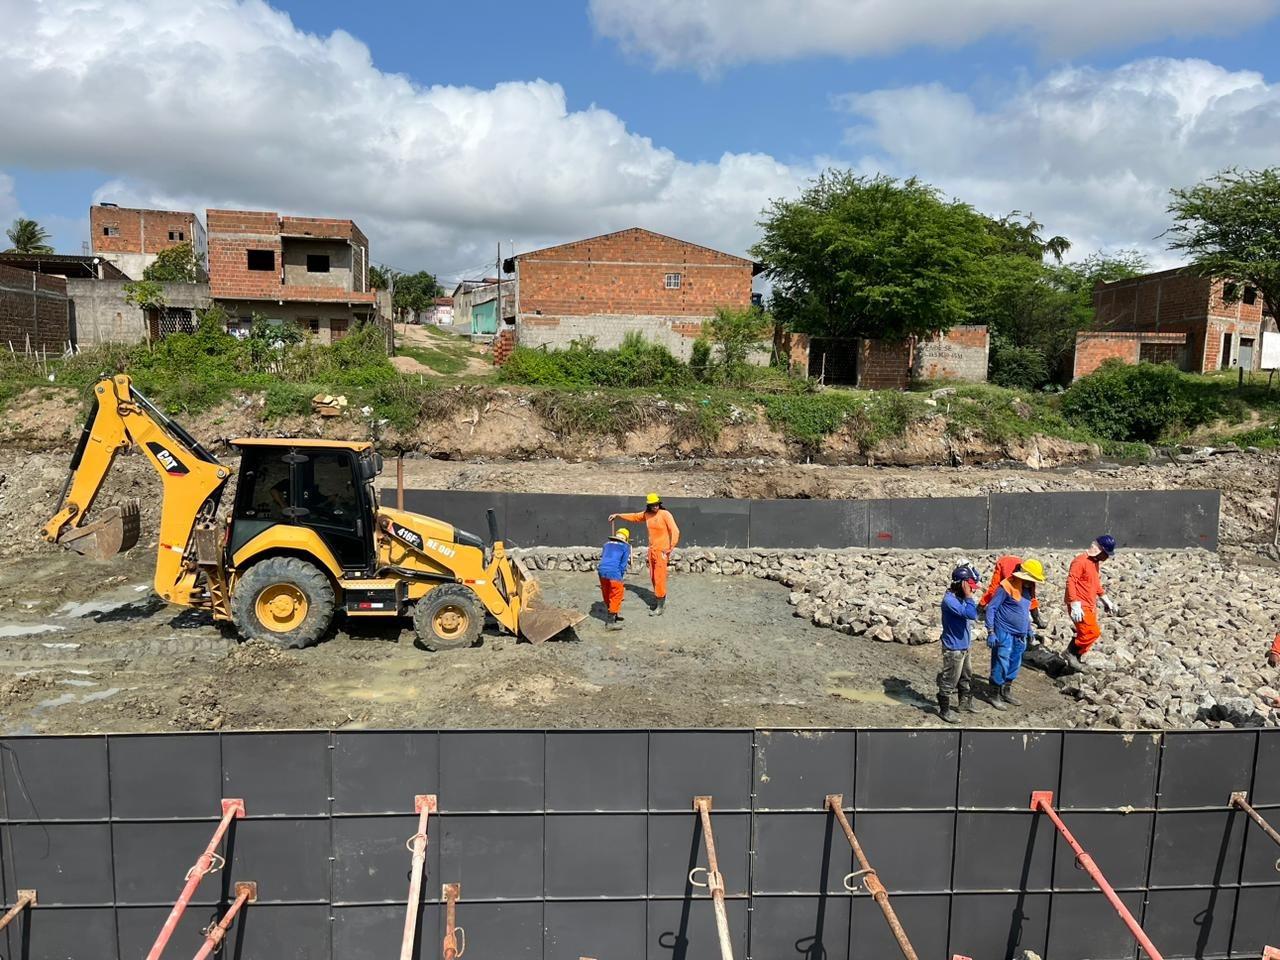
{"left": 44, "top": 375, "right": 233, "bottom": 605}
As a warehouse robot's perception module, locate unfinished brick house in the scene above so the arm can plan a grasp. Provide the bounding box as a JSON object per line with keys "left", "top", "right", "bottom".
{"left": 90, "top": 203, "right": 207, "bottom": 280}
{"left": 1074, "top": 268, "right": 1273, "bottom": 379}
{"left": 206, "top": 210, "right": 377, "bottom": 343}
{"left": 795, "top": 326, "right": 990, "bottom": 389}
{"left": 0, "top": 262, "right": 71, "bottom": 353}
{"left": 500, "top": 228, "right": 759, "bottom": 360}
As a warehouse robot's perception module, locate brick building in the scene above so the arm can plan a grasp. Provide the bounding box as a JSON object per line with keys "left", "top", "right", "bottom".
{"left": 1074, "top": 268, "right": 1272, "bottom": 379}
{"left": 797, "top": 326, "right": 990, "bottom": 389}
{"left": 90, "top": 203, "right": 207, "bottom": 280}
{"left": 206, "top": 209, "right": 378, "bottom": 343}
{"left": 0, "top": 262, "right": 71, "bottom": 353}
{"left": 501, "top": 228, "right": 759, "bottom": 360}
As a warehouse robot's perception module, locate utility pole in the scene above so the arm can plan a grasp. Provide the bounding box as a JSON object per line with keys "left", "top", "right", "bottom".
{"left": 496, "top": 241, "right": 503, "bottom": 327}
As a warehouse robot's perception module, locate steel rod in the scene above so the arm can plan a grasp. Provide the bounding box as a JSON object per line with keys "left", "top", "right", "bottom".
{"left": 1231, "top": 792, "right": 1280, "bottom": 848}
{"left": 0, "top": 889, "right": 36, "bottom": 932}
{"left": 825, "top": 794, "right": 919, "bottom": 960}
{"left": 442, "top": 882, "right": 464, "bottom": 960}
{"left": 145, "top": 799, "right": 245, "bottom": 960}
{"left": 190, "top": 881, "right": 255, "bottom": 960}
{"left": 693, "top": 796, "right": 735, "bottom": 960}
{"left": 1030, "top": 791, "right": 1164, "bottom": 960}
{"left": 400, "top": 794, "right": 437, "bottom": 960}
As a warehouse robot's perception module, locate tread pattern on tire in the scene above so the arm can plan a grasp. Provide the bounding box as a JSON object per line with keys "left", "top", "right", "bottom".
{"left": 230, "top": 556, "right": 335, "bottom": 649}
{"left": 413, "top": 583, "right": 484, "bottom": 651}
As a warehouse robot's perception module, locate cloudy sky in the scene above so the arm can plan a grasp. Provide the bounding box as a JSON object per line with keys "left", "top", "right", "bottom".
{"left": 3, "top": 0, "right": 1279, "bottom": 281}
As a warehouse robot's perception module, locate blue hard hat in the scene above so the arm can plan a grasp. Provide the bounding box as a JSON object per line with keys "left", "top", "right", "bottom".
{"left": 1096, "top": 534, "right": 1116, "bottom": 556}
{"left": 951, "top": 563, "right": 981, "bottom": 584}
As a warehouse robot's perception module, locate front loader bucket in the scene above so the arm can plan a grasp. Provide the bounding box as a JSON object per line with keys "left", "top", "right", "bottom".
{"left": 57, "top": 501, "right": 141, "bottom": 560}
{"left": 513, "top": 557, "right": 586, "bottom": 644}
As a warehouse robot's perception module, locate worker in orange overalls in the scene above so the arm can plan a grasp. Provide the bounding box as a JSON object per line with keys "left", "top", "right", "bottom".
{"left": 1063, "top": 534, "right": 1117, "bottom": 671}
{"left": 1267, "top": 634, "right": 1280, "bottom": 668}
{"left": 597, "top": 527, "right": 631, "bottom": 631}
{"left": 978, "top": 555, "right": 1047, "bottom": 631}
{"left": 610, "top": 494, "right": 681, "bottom": 616}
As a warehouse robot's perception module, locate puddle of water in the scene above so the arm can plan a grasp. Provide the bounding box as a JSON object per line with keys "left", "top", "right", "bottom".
{"left": 35, "top": 687, "right": 121, "bottom": 711}
{"left": 0, "top": 623, "right": 65, "bottom": 638}
{"left": 59, "top": 678, "right": 98, "bottom": 688}
{"left": 36, "top": 692, "right": 78, "bottom": 709}
{"left": 58, "top": 598, "right": 132, "bottom": 618}
{"left": 314, "top": 680, "right": 421, "bottom": 703}
{"left": 825, "top": 672, "right": 933, "bottom": 708}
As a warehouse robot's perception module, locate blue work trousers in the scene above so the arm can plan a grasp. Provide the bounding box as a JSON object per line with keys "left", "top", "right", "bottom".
{"left": 989, "top": 631, "right": 1027, "bottom": 686}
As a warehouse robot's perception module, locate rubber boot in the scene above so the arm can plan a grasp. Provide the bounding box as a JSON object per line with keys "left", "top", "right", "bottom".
{"left": 605, "top": 613, "right": 622, "bottom": 631}
{"left": 650, "top": 598, "right": 666, "bottom": 617}
{"left": 1000, "top": 682, "right": 1022, "bottom": 707}
{"left": 1061, "top": 647, "right": 1086, "bottom": 672}
{"left": 985, "top": 680, "right": 1008, "bottom": 711}
{"left": 959, "top": 691, "right": 980, "bottom": 713}
{"left": 937, "top": 694, "right": 960, "bottom": 724}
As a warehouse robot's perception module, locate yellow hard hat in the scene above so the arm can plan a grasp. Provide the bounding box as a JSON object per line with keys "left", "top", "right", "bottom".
{"left": 1014, "top": 559, "right": 1046, "bottom": 583}
{"left": 646, "top": 493, "right": 661, "bottom": 505}
{"left": 615, "top": 527, "right": 631, "bottom": 541}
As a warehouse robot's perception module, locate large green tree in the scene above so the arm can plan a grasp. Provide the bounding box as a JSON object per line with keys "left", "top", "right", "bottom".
{"left": 142, "top": 241, "right": 204, "bottom": 282}
{"left": 393, "top": 270, "right": 444, "bottom": 319}
{"left": 753, "top": 172, "right": 995, "bottom": 341}
{"left": 1167, "top": 167, "right": 1280, "bottom": 313}
{"left": 5, "top": 217, "right": 53, "bottom": 253}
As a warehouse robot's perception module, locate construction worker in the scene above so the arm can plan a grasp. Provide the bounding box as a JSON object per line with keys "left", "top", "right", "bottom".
{"left": 937, "top": 563, "right": 982, "bottom": 724}
{"left": 1269, "top": 634, "right": 1280, "bottom": 668}
{"left": 983, "top": 558, "right": 1046, "bottom": 710}
{"left": 610, "top": 494, "right": 680, "bottom": 616}
{"left": 597, "top": 527, "right": 631, "bottom": 631}
{"left": 1063, "top": 535, "right": 1117, "bottom": 671}
{"left": 978, "top": 555, "right": 1047, "bottom": 630}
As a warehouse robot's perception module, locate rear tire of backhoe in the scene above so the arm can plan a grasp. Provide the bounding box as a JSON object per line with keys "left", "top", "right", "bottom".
{"left": 413, "top": 584, "right": 484, "bottom": 652}
{"left": 231, "top": 557, "right": 335, "bottom": 649}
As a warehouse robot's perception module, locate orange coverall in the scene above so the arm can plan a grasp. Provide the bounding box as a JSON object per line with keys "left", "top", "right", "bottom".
{"left": 979, "top": 556, "right": 1040, "bottom": 611}
{"left": 1065, "top": 552, "right": 1107, "bottom": 657}
{"left": 617, "top": 508, "right": 680, "bottom": 599}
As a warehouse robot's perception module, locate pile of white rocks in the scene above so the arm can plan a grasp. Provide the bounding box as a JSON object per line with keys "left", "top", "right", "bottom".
{"left": 516, "top": 545, "right": 1280, "bottom": 730}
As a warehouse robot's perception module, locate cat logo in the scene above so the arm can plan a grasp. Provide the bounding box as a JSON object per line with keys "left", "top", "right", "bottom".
{"left": 389, "top": 522, "right": 424, "bottom": 551}
{"left": 145, "top": 441, "right": 189, "bottom": 476}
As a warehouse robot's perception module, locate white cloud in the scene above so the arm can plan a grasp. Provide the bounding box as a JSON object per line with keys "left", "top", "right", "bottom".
{"left": 591, "top": 0, "right": 1279, "bottom": 72}
{"left": 840, "top": 58, "right": 1280, "bottom": 266}
{"left": 0, "top": 0, "right": 811, "bottom": 279}
{"left": 0, "top": 172, "right": 18, "bottom": 229}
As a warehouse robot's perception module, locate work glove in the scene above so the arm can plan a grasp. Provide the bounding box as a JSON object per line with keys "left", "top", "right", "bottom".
{"left": 986, "top": 632, "right": 998, "bottom": 649}
{"left": 1099, "top": 595, "right": 1117, "bottom": 616}
{"left": 1069, "top": 601, "right": 1084, "bottom": 624}
{"left": 1031, "top": 608, "right": 1047, "bottom": 629}
{"left": 1267, "top": 651, "right": 1280, "bottom": 668}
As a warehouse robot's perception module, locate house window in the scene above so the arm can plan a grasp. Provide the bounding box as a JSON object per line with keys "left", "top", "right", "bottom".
{"left": 246, "top": 249, "right": 275, "bottom": 271}
{"left": 168, "top": 230, "right": 185, "bottom": 242}
{"left": 665, "top": 272, "right": 682, "bottom": 289}
{"left": 1224, "top": 282, "right": 1239, "bottom": 302}
{"left": 330, "top": 317, "right": 350, "bottom": 341}
{"left": 102, "top": 225, "right": 119, "bottom": 237}
{"left": 303, "top": 318, "right": 320, "bottom": 335}
{"left": 306, "top": 254, "right": 331, "bottom": 273}
{"left": 1244, "top": 286, "right": 1258, "bottom": 305}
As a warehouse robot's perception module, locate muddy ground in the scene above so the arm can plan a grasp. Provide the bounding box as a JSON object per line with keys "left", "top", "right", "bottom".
{"left": 0, "top": 546, "right": 1077, "bottom": 734}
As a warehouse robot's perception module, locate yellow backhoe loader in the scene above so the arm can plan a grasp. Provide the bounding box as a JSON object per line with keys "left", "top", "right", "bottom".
{"left": 42, "top": 374, "right": 583, "bottom": 649}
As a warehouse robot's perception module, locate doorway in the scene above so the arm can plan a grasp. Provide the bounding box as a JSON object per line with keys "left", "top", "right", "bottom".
{"left": 1239, "top": 337, "right": 1255, "bottom": 371}
{"left": 1220, "top": 332, "right": 1233, "bottom": 369}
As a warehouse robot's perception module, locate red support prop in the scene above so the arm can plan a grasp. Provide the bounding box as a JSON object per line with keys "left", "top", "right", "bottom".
{"left": 145, "top": 798, "right": 245, "bottom": 960}
{"left": 1030, "top": 791, "right": 1165, "bottom": 960}
{"left": 1263, "top": 947, "right": 1280, "bottom": 960}
{"left": 191, "top": 881, "right": 256, "bottom": 960}
{"left": 0, "top": 890, "right": 36, "bottom": 932}
{"left": 400, "top": 794, "right": 438, "bottom": 960}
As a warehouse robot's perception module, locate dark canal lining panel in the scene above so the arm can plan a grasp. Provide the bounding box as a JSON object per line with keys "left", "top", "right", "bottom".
{"left": 1, "top": 728, "right": 1276, "bottom": 958}
{"left": 400, "top": 489, "right": 1221, "bottom": 552}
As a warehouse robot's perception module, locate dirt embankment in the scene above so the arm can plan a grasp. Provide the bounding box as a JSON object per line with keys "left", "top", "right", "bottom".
{"left": 1, "top": 386, "right": 1098, "bottom": 468}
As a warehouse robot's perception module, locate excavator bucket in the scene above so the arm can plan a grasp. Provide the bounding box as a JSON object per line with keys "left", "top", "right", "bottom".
{"left": 56, "top": 501, "right": 141, "bottom": 560}
{"left": 512, "top": 557, "right": 586, "bottom": 644}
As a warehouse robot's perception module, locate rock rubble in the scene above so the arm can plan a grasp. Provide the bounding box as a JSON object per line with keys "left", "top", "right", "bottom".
{"left": 516, "top": 545, "right": 1280, "bottom": 730}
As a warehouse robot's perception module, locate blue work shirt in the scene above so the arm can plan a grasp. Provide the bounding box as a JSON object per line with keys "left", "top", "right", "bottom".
{"left": 940, "top": 591, "right": 978, "bottom": 650}
{"left": 985, "top": 580, "right": 1032, "bottom": 638}
{"left": 598, "top": 539, "right": 631, "bottom": 581}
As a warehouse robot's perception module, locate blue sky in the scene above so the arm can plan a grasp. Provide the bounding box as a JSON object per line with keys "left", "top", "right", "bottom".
{"left": 3, "top": 0, "right": 1280, "bottom": 278}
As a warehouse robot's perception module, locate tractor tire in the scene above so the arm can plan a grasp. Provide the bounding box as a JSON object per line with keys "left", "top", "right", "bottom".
{"left": 231, "top": 557, "right": 335, "bottom": 649}
{"left": 413, "top": 584, "right": 484, "bottom": 652}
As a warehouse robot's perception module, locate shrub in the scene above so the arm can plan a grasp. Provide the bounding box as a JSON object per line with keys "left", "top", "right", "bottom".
{"left": 989, "top": 344, "right": 1050, "bottom": 390}
{"left": 500, "top": 336, "right": 691, "bottom": 389}
{"left": 690, "top": 338, "right": 711, "bottom": 381}
{"left": 1060, "top": 360, "right": 1241, "bottom": 443}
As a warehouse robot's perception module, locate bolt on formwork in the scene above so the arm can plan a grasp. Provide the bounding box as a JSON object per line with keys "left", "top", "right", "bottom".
{"left": 1029, "top": 790, "right": 1165, "bottom": 960}
{"left": 690, "top": 796, "right": 735, "bottom": 960}
{"left": 825, "top": 794, "right": 920, "bottom": 960}
{"left": 145, "top": 798, "right": 245, "bottom": 960}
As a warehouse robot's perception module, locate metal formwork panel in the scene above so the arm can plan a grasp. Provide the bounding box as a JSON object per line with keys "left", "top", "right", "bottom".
{"left": 988, "top": 491, "right": 1107, "bottom": 551}
{"left": 332, "top": 814, "right": 440, "bottom": 903}
{"left": 1253, "top": 728, "right": 1280, "bottom": 805}
{"left": 112, "top": 820, "right": 223, "bottom": 903}
{"left": 957, "top": 730, "right": 1062, "bottom": 808}
{"left": 753, "top": 812, "right": 852, "bottom": 895}
{"left": 116, "top": 905, "right": 212, "bottom": 955}
{"left": 504, "top": 493, "right": 630, "bottom": 549}
{"left": 867, "top": 496, "right": 988, "bottom": 550}
{"left": 1045, "top": 889, "right": 1143, "bottom": 960}
{"left": 752, "top": 894, "right": 851, "bottom": 960}
{"left": 1142, "top": 887, "right": 1238, "bottom": 958}
{"left": 1149, "top": 810, "right": 1246, "bottom": 888}
{"left": 1106, "top": 489, "right": 1219, "bottom": 551}
{"left": 16, "top": 906, "right": 116, "bottom": 960}
{"left": 1059, "top": 730, "right": 1160, "bottom": 809}
{"left": 545, "top": 814, "right": 647, "bottom": 898}
{"left": 1050, "top": 812, "right": 1154, "bottom": 891}
{"left": 852, "top": 811, "right": 955, "bottom": 893}
{"left": 953, "top": 812, "right": 1057, "bottom": 892}
{"left": 1231, "top": 885, "right": 1280, "bottom": 956}
{"left": 948, "top": 891, "right": 1051, "bottom": 960}
{"left": 3, "top": 823, "right": 113, "bottom": 905}
{"left": 753, "top": 729, "right": 855, "bottom": 810}
{"left": 221, "top": 731, "right": 330, "bottom": 816}
{"left": 331, "top": 730, "right": 439, "bottom": 814}
{"left": 545, "top": 730, "right": 648, "bottom": 811}
{"left": 331, "top": 905, "right": 439, "bottom": 960}
{"left": 855, "top": 730, "right": 958, "bottom": 808}
{"left": 544, "top": 900, "right": 647, "bottom": 960}
{"left": 457, "top": 900, "right": 544, "bottom": 960}
{"left": 646, "top": 896, "right": 748, "bottom": 960}
{"left": 0, "top": 734, "right": 109, "bottom": 821}
{"left": 657, "top": 497, "right": 750, "bottom": 549}
{"left": 440, "top": 731, "right": 544, "bottom": 811}
{"left": 850, "top": 893, "right": 949, "bottom": 960}
{"left": 440, "top": 815, "right": 544, "bottom": 900}
{"left": 1159, "top": 731, "right": 1256, "bottom": 808}
{"left": 108, "top": 733, "right": 221, "bottom": 818}
{"left": 647, "top": 731, "right": 753, "bottom": 811}
{"left": 647, "top": 812, "right": 750, "bottom": 897}
{"left": 748, "top": 498, "right": 870, "bottom": 549}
